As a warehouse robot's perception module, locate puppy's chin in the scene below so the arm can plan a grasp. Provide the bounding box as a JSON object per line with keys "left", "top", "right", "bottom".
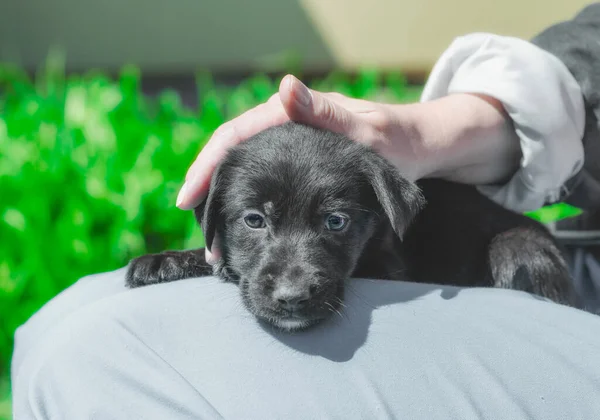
{"left": 250, "top": 307, "right": 326, "bottom": 332}
{"left": 237, "top": 274, "right": 345, "bottom": 332}
{"left": 239, "top": 288, "right": 331, "bottom": 332}
{"left": 271, "top": 317, "right": 320, "bottom": 332}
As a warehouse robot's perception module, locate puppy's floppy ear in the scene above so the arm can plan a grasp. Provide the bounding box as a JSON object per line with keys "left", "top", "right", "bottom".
{"left": 193, "top": 161, "right": 226, "bottom": 252}
{"left": 361, "top": 152, "right": 425, "bottom": 238}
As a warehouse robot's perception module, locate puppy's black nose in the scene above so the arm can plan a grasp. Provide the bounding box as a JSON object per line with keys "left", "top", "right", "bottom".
{"left": 273, "top": 287, "right": 310, "bottom": 311}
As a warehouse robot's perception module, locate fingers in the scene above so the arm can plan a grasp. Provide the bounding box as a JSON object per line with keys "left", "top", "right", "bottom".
{"left": 176, "top": 98, "right": 289, "bottom": 210}
{"left": 279, "top": 75, "right": 359, "bottom": 135}
{"left": 205, "top": 235, "right": 221, "bottom": 265}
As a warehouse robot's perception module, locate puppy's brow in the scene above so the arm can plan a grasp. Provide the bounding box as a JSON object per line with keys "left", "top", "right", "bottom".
{"left": 263, "top": 201, "right": 275, "bottom": 215}
{"left": 320, "top": 198, "right": 359, "bottom": 212}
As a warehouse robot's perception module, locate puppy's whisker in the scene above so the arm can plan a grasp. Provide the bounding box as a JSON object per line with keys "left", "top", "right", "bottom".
{"left": 346, "top": 283, "right": 376, "bottom": 309}
{"left": 324, "top": 300, "right": 346, "bottom": 320}
{"left": 323, "top": 301, "right": 338, "bottom": 315}
{"left": 332, "top": 296, "right": 347, "bottom": 308}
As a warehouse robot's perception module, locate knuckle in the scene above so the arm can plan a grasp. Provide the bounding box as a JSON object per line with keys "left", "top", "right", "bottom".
{"left": 320, "top": 100, "right": 339, "bottom": 123}
{"left": 318, "top": 99, "right": 354, "bottom": 132}
{"left": 369, "top": 110, "right": 391, "bottom": 133}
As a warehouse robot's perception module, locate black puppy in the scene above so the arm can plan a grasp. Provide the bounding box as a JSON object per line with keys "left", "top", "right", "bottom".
{"left": 126, "top": 122, "right": 581, "bottom": 330}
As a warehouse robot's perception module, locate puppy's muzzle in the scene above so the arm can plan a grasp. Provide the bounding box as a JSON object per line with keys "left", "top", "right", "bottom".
{"left": 261, "top": 265, "right": 320, "bottom": 313}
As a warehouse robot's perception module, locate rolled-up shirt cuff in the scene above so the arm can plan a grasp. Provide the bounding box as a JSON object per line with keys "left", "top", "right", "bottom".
{"left": 421, "top": 33, "right": 585, "bottom": 213}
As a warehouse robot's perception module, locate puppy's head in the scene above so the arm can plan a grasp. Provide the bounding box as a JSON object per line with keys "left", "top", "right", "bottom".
{"left": 195, "top": 122, "right": 423, "bottom": 330}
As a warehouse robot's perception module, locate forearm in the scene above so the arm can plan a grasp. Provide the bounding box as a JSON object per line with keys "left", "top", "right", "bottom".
{"left": 404, "top": 93, "right": 521, "bottom": 185}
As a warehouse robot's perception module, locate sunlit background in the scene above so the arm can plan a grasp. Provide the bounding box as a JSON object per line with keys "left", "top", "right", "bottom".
{"left": 0, "top": 1, "right": 592, "bottom": 417}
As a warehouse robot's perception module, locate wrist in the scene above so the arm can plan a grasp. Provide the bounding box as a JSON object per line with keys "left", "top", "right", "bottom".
{"left": 369, "top": 102, "right": 439, "bottom": 182}
{"left": 407, "top": 93, "right": 522, "bottom": 184}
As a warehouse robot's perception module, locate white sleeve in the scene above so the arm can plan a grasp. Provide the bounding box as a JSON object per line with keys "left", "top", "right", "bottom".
{"left": 420, "top": 33, "right": 586, "bottom": 213}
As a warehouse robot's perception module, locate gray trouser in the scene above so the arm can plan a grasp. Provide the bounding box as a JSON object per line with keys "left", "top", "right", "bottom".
{"left": 11, "top": 267, "right": 600, "bottom": 419}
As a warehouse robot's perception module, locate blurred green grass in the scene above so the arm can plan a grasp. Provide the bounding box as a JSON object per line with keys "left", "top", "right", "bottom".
{"left": 0, "top": 56, "right": 581, "bottom": 419}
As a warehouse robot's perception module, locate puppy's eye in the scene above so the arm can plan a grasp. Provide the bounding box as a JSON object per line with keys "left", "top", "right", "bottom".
{"left": 244, "top": 213, "right": 266, "bottom": 229}
{"left": 325, "top": 213, "right": 348, "bottom": 231}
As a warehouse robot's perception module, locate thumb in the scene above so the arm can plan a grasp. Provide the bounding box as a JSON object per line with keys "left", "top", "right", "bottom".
{"left": 204, "top": 234, "right": 221, "bottom": 265}
{"left": 279, "top": 75, "right": 357, "bottom": 135}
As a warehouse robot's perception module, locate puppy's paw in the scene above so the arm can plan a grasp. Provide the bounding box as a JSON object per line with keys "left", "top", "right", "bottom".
{"left": 488, "top": 227, "right": 581, "bottom": 308}
{"left": 125, "top": 249, "right": 212, "bottom": 288}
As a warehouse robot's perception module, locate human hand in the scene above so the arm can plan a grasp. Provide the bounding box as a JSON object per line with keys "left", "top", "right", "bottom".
{"left": 176, "top": 75, "right": 431, "bottom": 209}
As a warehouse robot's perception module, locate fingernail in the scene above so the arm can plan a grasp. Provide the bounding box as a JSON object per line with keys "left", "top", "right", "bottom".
{"left": 290, "top": 76, "right": 312, "bottom": 107}
{"left": 176, "top": 182, "right": 188, "bottom": 207}
{"left": 205, "top": 248, "right": 215, "bottom": 265}
{"left": 205, "top": 246, "right": 221, "bottom": 265}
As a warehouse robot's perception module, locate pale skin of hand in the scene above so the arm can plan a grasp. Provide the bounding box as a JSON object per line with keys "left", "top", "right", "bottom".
{"left": 176, "top": 75, "right": 522, "bottom": 264}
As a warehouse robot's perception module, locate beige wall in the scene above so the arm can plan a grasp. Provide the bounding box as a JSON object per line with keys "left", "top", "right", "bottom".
{"left": 300, "top": 0, "right": 593, "bottom": 72}
{"left": 0, "top": 0, "right": 593, "bottom": 74}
